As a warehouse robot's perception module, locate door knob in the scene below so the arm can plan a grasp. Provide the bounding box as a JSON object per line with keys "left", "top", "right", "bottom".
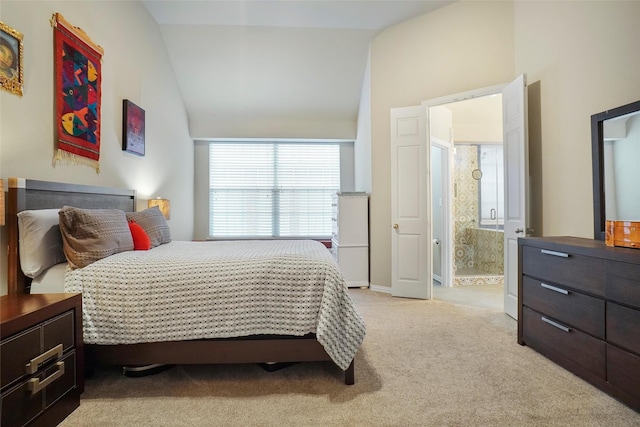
{"left": 393, "top": 224, "right": 399, "bottom": 229}
{"left": 515, "top": 228, "right": 524, "bottom": 234}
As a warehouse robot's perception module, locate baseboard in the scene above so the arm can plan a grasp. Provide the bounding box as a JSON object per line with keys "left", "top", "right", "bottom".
{"left": 369, "top": 283, "right": 391, "bottom": 294}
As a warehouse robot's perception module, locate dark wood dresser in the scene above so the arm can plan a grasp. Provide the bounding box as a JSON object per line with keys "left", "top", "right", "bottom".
{"left": 1, "top": 293, "right": 83, "bottom": 427}
{"left": 518, "top": 236, "right": 640, "bottom": 412}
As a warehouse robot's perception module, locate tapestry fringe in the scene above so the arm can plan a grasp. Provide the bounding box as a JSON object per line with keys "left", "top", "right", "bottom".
{"left": 54, "top": 149, "right": 100, "bottom": 173}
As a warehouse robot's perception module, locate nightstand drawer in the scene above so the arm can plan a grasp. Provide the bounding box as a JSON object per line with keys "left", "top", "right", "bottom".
{"left": 0, "top": 329, "right": 40, "bottom": 388}
{"left": 522, "top": 276, "right": 605, "bottom": 338}
{"left": 607, "top": 302, "right": 640, "bottom": 355}
{"left": 1, "top": 351, "right": 76, "bottom": 427}
{"left": 1, "top": 312, "right": 74, "bottom": 389}
{"left": 44, "top": 350, "right": 76, "bottom": 408}
{"left": 522, "top": 307, "right": 606, "bottom": 379}
{"left": 1, "top": 293, "right": 83, "bottom": 427}
{"left": 43, "top": 311, "right": 75, "bottom": 354}
{"left": 521, "top": 245, "right": 605, "bottom": 296}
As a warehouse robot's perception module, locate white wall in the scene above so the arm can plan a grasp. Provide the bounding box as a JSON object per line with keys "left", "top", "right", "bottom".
{"left": 354, "top": 48, "right": 372, "bottom": 193}
{"left": 0, "top": 0, "right": 194, "bottom": 295}
{"left": 157, "top": 24, "right": 374, "bottom": 140}
{"left": 446, "top": 95, "right": 503, "bottom": 143}
{"left": 514, "top": 0, "right": 640, "bottom": 238}
{"left": 369, "top": 1, "right": 515, "bottom": 289}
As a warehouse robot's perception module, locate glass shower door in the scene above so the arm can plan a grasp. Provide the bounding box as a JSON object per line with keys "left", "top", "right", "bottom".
{"left": 453, "top": 143, "right": 505, "bottom": 285}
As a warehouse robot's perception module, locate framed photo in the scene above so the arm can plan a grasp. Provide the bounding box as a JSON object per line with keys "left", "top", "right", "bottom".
{"left": 122, "top": 99, "right": 145, "bottom": 156}
{"left": 0, "top": 20, "right": 24, "bottom": 97}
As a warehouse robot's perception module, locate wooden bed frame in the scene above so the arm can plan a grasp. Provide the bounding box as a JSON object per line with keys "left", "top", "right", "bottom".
{"left": 6, "top": 178, "right": 355, "bottom": 385}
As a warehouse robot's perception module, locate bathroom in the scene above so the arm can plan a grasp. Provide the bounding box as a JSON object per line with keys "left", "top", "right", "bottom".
{"left": 452, "top": 142, "right": 504, "bottom": 286}
{"left": 431, "top": 94, "right": 505, "bottom": 295}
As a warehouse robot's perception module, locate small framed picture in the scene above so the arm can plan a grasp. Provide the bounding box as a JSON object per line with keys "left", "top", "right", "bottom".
{"left": 122, "top": 99, "right": 145, "bottom": 156}
{"left": 0, "top": 20, "right": 24, "bottom": 97}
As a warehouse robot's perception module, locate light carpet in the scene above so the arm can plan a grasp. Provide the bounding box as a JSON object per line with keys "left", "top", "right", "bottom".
{"left": 60, "top": 289, "right": 639, "bottom": 426}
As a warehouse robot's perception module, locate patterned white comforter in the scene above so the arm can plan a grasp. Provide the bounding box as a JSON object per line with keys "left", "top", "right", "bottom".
{"left": 64, "top": 240, "right": 366, "bottom": 370}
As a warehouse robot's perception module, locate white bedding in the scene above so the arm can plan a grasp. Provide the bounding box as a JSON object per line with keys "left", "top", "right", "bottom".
{"left": 64, "top": 240, "right": 366, "bottom": 370}
{"left": 30, "top": 263, "right": 67, "bottom": 294}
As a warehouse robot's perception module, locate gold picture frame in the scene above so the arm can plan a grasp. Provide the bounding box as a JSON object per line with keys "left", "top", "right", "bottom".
{"left": 0, "top": 20, "right": 24, "bottom": 97}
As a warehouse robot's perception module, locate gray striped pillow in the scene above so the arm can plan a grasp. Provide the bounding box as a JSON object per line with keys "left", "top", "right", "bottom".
{"left": 126, "top": 206, "right": 171, "bottom": 248}
{"left": 59, "top": 206, "right": 134, "bottom": 269}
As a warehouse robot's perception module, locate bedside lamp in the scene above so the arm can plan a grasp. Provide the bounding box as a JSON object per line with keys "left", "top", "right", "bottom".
{"left": 148, "top": 196, "right": 170, "bottom": 219}
{"left": 0, "top": 178, "right": 5, "bottom": 226}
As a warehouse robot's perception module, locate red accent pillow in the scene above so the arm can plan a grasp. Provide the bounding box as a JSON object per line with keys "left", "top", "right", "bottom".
{"left": 128, "top": 220, "right": 151, "bottom": 250}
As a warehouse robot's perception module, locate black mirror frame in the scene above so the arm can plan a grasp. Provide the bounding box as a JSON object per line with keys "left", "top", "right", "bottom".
{"left": 591, "top": 99, "right": 640, "bottom": 240}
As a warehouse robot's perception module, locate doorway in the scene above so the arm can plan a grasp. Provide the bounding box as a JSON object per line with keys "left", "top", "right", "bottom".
{"left": 391, "top": 75, "right": 527, "bottom": 316}
{"left": 430, "top": 94, "right": 504, "bottom": 310}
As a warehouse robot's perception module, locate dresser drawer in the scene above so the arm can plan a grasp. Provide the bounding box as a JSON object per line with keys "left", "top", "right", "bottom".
{"left": 606, "top": 261, "right": 640, "bottom": 307}
{"left": 1, "top": 351, "right": 76, "bottom": 427}
{"left": 607, "top": 345, "right": 640, "bottom": 404}
{"left": 521, "top": 245, "right": 605, "bottom": 296}
{"left": 333, "top": 245, "right": 369, "bottom": 286}
{"left": 522, "top": 276, "right": 605, "bottom": 338}
{"left": 522, "top": 307, "right": 606, "bottom": 379}
{"left": 607, "top": 302, "right": 640, "bottom": 355}
{"left": 1, "top": 312, "right": 74, "bottom": 389}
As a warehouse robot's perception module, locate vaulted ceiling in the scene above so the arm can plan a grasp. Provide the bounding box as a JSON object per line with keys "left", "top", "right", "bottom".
{"left": 142, "top": 1, "right": 454, "bottom": 139}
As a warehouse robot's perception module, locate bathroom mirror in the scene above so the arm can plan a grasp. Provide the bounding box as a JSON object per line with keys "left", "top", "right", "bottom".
{"left": 591, "top": 99, "right": 640, "bottom": 240}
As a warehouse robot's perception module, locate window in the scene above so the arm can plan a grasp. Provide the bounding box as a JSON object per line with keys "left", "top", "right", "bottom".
{"left": 209, "top": 142, "right": 340, "bottom": 238}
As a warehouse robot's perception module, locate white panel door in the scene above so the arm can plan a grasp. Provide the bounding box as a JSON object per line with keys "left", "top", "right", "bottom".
{"left": 503, "top": 74, "right": 529, "bottom": 319}
{"left": 391, "top": 106, "right": 430, "bottom": 299}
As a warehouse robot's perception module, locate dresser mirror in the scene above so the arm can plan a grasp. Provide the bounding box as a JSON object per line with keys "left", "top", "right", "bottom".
{"left": 591, "top": 99, "right": 640, "bottom": 240}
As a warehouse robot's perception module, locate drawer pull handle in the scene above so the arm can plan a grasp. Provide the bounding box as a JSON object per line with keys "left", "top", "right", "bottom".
{"left": 25, "top": 344, "right": 63, "bottom": 375}
{"left": 540, "top": 249, "right": 569, "bottom": 258}
{"left": 27, "top": 362, "right": 65, "bottom": 395}
{"left": 541, "top": 316, "right": 571, "bottom": 333}
{"left": 540, "top": 283, "right": 569, "bottom": 295}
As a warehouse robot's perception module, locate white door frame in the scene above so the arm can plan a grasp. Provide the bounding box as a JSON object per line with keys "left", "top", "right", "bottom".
{"left": 430, "top": 136, "right": 453, "bottom": 288}
{"left": 422, "top": 84, "right": 506, "bottom": 294}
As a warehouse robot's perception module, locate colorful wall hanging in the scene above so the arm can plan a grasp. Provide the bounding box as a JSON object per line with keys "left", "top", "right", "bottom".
{"left": 0, "top": 20, "right": 24, "bottom": 97}
{"left": 51, "top": 13, "right": 104, "bottom": 172}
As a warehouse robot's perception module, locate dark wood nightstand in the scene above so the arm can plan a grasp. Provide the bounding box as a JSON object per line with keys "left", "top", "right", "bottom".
{"left": 1, "top": 293, "right": 84, "bottom": 427}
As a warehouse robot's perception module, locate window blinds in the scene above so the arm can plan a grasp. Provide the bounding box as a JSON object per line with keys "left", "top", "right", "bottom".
{"left": 209, "top": 142, "right": 340, "bottom": 238}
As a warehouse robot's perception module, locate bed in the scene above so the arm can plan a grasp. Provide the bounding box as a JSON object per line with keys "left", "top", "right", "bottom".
{"left": 6, "top": 178, "right": 365, "bottom": 384}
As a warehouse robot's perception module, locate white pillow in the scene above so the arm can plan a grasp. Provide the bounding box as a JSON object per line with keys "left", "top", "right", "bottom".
{"left": 17, "top": 209, "right": 67, "bottom": 278}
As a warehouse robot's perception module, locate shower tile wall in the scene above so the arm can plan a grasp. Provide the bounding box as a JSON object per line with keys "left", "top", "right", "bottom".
{"left": 469, "top": 228, "right": 503, "bottom": 274}
{"left": 454, "top": 145, "right": 480, "bottom": 273}
{"left": 453, "top": 145, "right": 504, "bottom": 284}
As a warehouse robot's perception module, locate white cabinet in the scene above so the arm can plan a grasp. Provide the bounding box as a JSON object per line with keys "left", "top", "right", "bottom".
{"left": 331, "top": 193, "right": 369, "bottom": 288}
